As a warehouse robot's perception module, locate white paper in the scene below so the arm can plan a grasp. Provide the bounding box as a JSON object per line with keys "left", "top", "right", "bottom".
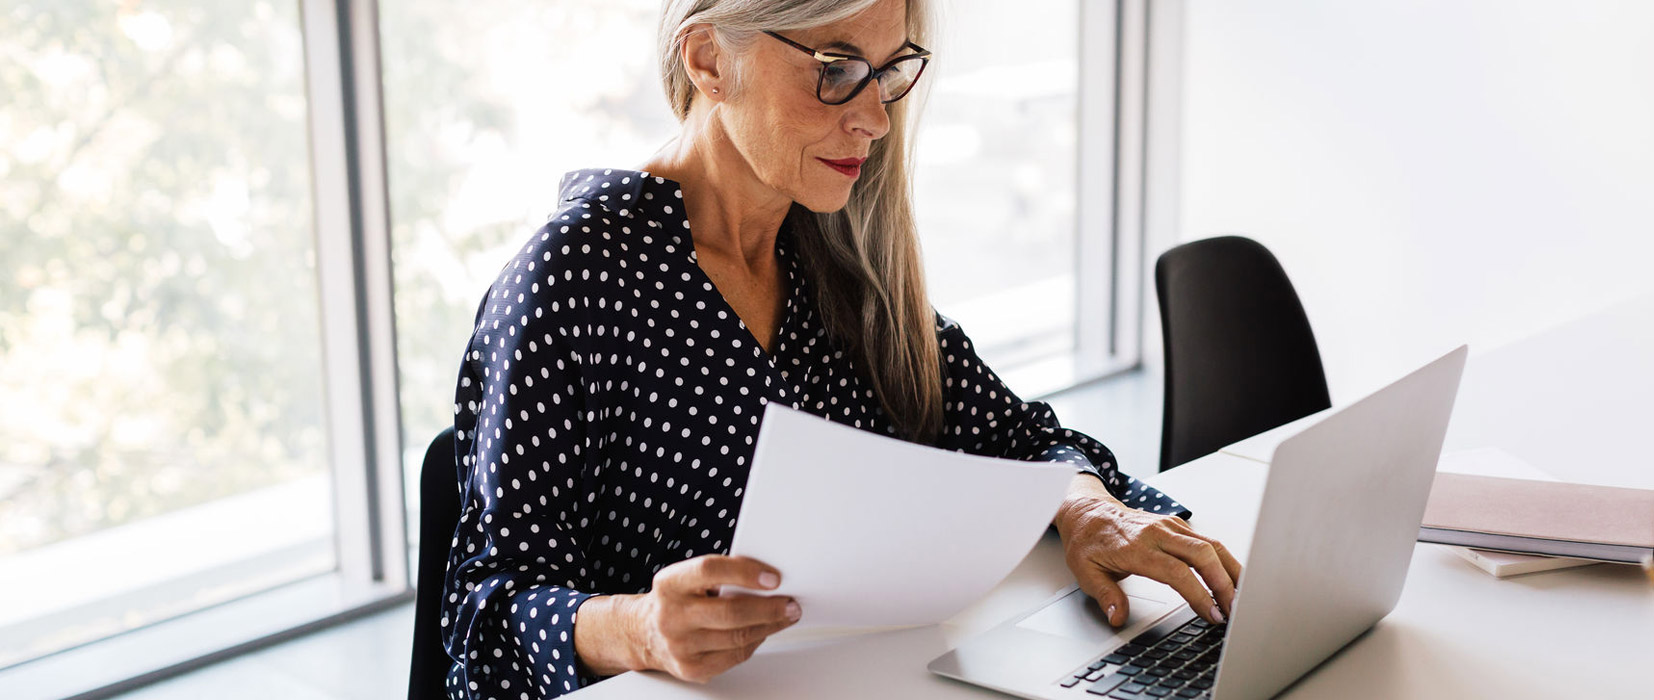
{"left": 718, "top": 403, "right": 1077, "bottom": 630}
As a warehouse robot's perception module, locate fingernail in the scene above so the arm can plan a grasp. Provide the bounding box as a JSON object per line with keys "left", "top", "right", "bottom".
{"left": 1209, "top": 604, "right": 1226, "bottom": 624}
{"left": 1106, "top": 604, "right": 1118, "bottom": 623}
{"left": 759, "top": 572, "right": 779, "bottom": 589}
{"left": 786, "top": 600, "right": 801, "bottom": 621}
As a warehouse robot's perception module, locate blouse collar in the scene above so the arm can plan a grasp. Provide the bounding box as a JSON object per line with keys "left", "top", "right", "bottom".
{"left": 558, "top": 168, "right": 680, "bottom": 220}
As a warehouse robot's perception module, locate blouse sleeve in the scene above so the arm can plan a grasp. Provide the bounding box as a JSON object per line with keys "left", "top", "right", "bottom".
{"left": 443, "top": 239, "right": 603, "bottom": 698}
{"left": 931, "top": 313, "right": 1192, "bottom": 520}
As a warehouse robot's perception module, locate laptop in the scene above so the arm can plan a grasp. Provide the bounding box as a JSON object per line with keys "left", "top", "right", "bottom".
{"left": 928, "top": 345, "right": 1468, "bottom": 700}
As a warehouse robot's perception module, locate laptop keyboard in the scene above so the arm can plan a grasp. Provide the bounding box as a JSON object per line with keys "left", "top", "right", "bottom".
{"left": 1058, "top": 615, "right": 1225, "bottom": 699}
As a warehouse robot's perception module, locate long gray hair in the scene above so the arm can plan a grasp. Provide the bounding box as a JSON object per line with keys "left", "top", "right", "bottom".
{"left": 657, "top": 0, "right": 944, "bottom": 444}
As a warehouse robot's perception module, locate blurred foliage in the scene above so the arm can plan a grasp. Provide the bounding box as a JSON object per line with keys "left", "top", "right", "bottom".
{"left": 379, "top": 0, "right": 673, "bottom": 487}
{"left": 0, "top": 0, "right": 328, "bottom": 553}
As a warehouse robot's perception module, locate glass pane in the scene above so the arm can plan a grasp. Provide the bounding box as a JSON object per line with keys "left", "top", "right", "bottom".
{"left": 0, "top": 0, "right": 334, "bottom": 667}
{"left": 379, "top": 0, "right": 678, "bottom": 529}
{"left": 915, "top": 0, "right": 1080, "bottom": 369}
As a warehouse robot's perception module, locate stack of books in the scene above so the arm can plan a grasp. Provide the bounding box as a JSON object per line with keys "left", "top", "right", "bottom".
{"left": 1421, "top": 449, "right": 1654, "bottom": 578}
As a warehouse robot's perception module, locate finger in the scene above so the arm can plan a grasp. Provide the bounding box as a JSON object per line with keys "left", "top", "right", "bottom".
{"left": 1162, "top": 534, "right": 1237, "bottom": 616}
{"left": 1073, "top": 566, "right": 1130, "bottom": 627}
{"left": 700, "top": 555, "right": 782, "bottom": 594}
{"left": 689, "top": 593, "right": 798, "bottom": 630}
{"left": 691, "top": 617, "right": 797, "bottom": 653}
{"left": 1177, "top": 529, "right": 1245, "bottom": 595}
{"left": 661, "top": 555, "right": 782, "bottom": 597}
{"left": 1150, "top": 554, "right": 1226, "bottom": 624}
{"left": 691, "top": 639, "right": 767, "bottom": 680}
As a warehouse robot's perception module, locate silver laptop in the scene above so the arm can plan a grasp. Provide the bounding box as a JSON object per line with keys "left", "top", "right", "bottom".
{"left": 929, "top": 345, "right": 1468, "bottom": 700}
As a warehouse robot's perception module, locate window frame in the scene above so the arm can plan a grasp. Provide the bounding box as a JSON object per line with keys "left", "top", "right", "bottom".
{"left": 0, "top": 0, "right": 411, "bottom": 696}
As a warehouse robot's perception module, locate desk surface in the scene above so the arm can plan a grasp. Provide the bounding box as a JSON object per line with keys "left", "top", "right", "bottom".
{"left": 573, "top": 296, "right": 1654, "bottom": 699}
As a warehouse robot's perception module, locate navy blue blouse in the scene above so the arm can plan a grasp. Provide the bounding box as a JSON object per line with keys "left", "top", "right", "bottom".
{"left": 443, "top": 168, "right": 1190, "bottom": 699}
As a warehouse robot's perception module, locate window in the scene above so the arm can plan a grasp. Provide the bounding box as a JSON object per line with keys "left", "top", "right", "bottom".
{"left": 0, "top": 0, "right": 336, "bottom": 668}
{"left": 377, "top": 0, "right": 680, "bottom": 528}
{"left": 915, "top": 0, "right": 1082, "bottom": 373}
{"left": 1, "top": 1, "right": 408, "bottom": 695}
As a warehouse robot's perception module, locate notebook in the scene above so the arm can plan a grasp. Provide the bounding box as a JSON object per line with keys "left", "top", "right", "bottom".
{"left": 1419, "top": 472, "right": 1654, "bottom": 564}
{"left": 1433, "top": 448, "right": 1598, "bottom": 577}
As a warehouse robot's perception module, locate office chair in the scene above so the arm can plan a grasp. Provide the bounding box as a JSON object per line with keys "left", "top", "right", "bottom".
{"left": 1154, "top": 236, "right": 1331, "bottom": 472}
{"left": 409, "top": 426, "right": 459, "bottom": 700}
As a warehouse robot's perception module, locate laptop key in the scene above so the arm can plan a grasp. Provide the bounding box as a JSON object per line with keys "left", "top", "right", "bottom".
{"left": 1085, "top": 674, "right": 1131, "bottom": 696}
{"left": 1176, "top": 689, "right": 1204, "bottom": 698}
{"left": 1085, "top": 669, "right": 1108, "bottom": 682}
{"left": 1102, "top": 653, "right": 1132, "bottom": 665}
{"left": 1190, "top": 679, "right": 1214, "bottom": 689}
{"left": 1117, "top": 665, "right": 1146, "bottom": 676}
{"left": 1145, "top": 687, "right": 1175, "bottom": 697}
{"left": 1061, "top": 677, "right": 1083, "bottom": 688}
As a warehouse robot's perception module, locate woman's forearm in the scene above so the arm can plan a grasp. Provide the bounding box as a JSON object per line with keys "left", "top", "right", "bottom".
{"left": 572, "top": 593, "right": 650, "bottom": 677}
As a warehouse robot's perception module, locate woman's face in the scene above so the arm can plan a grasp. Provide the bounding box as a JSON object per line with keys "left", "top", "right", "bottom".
{"left": 720, "top": 0, "right": 908, "bottom": 213}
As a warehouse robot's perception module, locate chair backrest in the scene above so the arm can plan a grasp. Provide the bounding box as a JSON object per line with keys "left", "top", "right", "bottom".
{"left": 409, "top": 426, "right": 459, "bottom": 700}
{"left": 1155, "top": 236, "right": 1331, "bottom": 471}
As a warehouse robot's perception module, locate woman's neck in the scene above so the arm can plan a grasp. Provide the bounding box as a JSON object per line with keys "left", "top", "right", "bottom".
{"left": 640, "top": 107, "right": 792, "bottom": 272}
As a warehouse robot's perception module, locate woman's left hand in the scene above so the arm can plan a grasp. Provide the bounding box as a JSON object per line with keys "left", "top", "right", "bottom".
{"left": 1054, "top": 481, "right": 1243, "bottom": 628}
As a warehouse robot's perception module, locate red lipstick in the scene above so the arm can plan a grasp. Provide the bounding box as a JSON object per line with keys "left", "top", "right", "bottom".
{"left": 818, "top": 156, "right": 865, "bottom": 177}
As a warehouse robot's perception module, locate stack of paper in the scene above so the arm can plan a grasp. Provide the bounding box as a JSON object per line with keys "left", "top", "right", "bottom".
{"left": 1431, "top": 449, "right": 1599, "bottom": 578}
{"left": 1427, "top": 449, "right": 1654, "bottom": 572}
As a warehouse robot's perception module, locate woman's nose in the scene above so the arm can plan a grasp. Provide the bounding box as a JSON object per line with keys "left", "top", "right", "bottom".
{"left": 844, "top": 85, "right": 891, "bottom": 140}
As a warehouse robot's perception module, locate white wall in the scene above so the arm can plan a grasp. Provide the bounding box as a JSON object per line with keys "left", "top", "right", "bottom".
{"left": 1170, "top": 0, "right": 1654, "bottom": 399}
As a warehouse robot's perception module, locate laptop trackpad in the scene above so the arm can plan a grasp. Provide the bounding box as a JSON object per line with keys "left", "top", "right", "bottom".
{"left": 1014, "top": 587, "right": 1175, "bottom": 645}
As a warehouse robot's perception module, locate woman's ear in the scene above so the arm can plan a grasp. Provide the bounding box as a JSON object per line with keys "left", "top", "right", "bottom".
{"left": 681, "top": 25, "right": 725, "bottom": 101}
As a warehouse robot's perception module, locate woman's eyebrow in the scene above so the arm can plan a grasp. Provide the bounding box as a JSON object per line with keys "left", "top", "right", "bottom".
{"left": 820, "top": 38, "right": 913, "bottom": 62}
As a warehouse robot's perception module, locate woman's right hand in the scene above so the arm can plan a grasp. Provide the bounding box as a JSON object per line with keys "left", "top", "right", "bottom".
{"left": 632, "top": 554, "right": 801, "bottom": 683}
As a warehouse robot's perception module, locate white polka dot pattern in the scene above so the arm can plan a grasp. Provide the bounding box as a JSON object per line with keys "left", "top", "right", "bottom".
{"left": 440, "top": 168, "right": 1190, "bottom": 699}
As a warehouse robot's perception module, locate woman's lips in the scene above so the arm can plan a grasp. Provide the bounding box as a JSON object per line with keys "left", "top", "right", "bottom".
{"left": 818, "top": 157, "right": 865, "bottom": 177}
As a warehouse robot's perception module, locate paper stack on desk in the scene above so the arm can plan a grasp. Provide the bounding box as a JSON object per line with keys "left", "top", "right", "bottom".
{"left": 1426, "top": 448, "right": 1654, "bottom": 570}
{"left": 719, "top": 403, "right": 1076, "bottom": 632}
{"left": 1431, "top": 449, "right": 1600, "bottom": 577}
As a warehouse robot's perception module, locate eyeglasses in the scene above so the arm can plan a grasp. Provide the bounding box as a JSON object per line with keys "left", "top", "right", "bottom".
{"left": 762, "top": 31, "right": 931, "bottom": 106}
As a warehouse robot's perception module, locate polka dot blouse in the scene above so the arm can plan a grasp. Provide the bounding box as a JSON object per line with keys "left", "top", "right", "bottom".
{"left": 441, "top": 168, "right": 1190, "bottom": 699}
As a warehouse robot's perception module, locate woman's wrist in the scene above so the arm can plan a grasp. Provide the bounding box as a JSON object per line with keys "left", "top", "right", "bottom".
{"left": 1055, "top": 473, "right": 1125, "bottom": 529}
{"left": 572, "top": 593, "right": 652, "bottom": 677}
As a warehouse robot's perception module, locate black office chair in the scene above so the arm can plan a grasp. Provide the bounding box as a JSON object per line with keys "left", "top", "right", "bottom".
{"left": 1154, "top": 236, "right": 1331, "bottom": 472}
{"left": 409, "top": 427, "right": 459, "bottom": 700}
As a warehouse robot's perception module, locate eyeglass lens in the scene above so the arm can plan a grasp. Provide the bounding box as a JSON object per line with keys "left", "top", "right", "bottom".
{"left": 819, "top": 56, "right": 925, "bottom": 104}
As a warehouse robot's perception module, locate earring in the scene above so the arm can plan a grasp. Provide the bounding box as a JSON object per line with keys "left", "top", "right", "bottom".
{"left": 712, "top": 87, "right": 720, "bottom": 94}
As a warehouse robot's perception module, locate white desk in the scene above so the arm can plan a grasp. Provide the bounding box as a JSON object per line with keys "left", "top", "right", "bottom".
{"left": 575, "top": 296, "right": 1654, "bottom": 699}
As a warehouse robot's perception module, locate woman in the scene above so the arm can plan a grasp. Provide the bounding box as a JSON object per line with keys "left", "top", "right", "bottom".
{"left": 442, "top": 0, "right": 1243, "bottom": 697}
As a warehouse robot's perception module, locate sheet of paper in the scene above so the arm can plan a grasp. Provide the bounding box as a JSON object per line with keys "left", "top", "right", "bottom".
{"left": 719, "top": 403, "right": 1076, "bottom": 630}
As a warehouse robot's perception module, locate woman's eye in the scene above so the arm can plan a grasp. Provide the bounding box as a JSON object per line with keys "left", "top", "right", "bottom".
{"left": 823, "top": 62, "right": 862, "bottom": 85}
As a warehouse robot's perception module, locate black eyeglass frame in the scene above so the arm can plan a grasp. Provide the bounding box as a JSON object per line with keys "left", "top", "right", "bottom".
{"left": 762, "top": 30, "right": 932, "bottom": 106}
